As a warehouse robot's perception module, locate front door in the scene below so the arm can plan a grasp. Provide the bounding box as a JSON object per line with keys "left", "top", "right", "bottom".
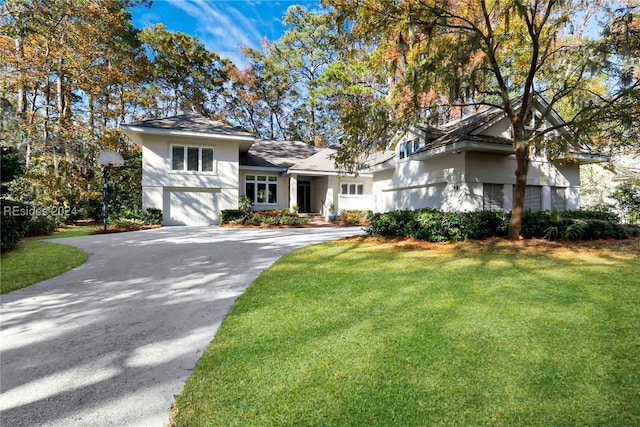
{"left": 297, "top": 181, "right": 311, "bottom": 213}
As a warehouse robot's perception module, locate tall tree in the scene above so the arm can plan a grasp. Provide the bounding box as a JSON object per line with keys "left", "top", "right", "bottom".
{"left": 225, "top": 43, "right": 297, "bottom": 139}
{"left": 324, "top": 0, "right": 639, "bottom": 239}
{"left": 272, "top": 5, "right": 340, "bottom": 145}
{"left": 0, "top": 0, "right": 149, "bottom": 210}
{"left": 138, "top": 24, "right": 231, "bottom": 117}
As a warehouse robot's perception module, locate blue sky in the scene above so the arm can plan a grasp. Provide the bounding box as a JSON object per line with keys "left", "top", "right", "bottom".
{"left": 130, "top": 0, "right": 323, "bottom": 67}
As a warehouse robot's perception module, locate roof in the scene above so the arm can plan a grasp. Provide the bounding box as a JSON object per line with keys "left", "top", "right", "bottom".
{"left": 241, "top": 139, "right": 321, "bottom": 169}
{"left": 289, "top": 148, "right": 339, "bottom": 173}
{"left": 413, "top": 105, "right": 511, "bottom": 154}
{"left": 289, "top": 148, "right": 396, "bottom": 174}
{"left": 410, "top": 96, "right": 601, "bottom": 159}
{"left": 123, "top": 113, "right": 255, "bottom": 138}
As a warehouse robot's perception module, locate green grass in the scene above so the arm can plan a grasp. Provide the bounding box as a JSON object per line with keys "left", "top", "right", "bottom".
{"left": 48, "top": 223, "right": 99, "bottom": 238}
{"left": 1, "top": 239, "right": 87, "bottom": 294}
{"left": 172, "top": 239, "right": 640, "bottom": 426}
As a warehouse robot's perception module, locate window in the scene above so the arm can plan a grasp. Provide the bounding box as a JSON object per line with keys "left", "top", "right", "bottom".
{"left": 341, "top": 183, "right": 364, "bottom": 195}
{"left": 398, "top": 138, "right": 423, "bottom": 160}
{"left": 551, "top": 187, "right": 566, "bottom": 211}
{"left": 245, "top": 175, "right": 278, "bottom": 204}
{"left": 483, "top": 184, "right": 503, "bottom": 211}
{"left": 513, "top": 185, "right": 542, "bottom": 211}
{"left": 171, "top": 145, "right": 216, "bottom": 172}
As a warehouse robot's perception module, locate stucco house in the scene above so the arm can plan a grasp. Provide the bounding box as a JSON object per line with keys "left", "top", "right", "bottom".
{"left": 120, "top": 98, "right": 606, "bottom": 226}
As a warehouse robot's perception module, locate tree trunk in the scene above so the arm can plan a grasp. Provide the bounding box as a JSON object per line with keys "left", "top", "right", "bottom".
{"left": 508, "top": 136, "right": 529, "bottom": 240}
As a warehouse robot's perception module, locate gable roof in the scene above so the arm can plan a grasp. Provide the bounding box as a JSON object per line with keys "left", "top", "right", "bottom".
{"left": 405, "top": 96, "right": 606, "bottom": 163}
{"left": 241, "top": 139, "right": 321, "bottom": 169}
{"left": 288, "top": 148, "right": 396, "bottom": 175}
{"left": 289, "top": 148, "right": 340, "bottom": 174}
{"left": 123, "top": 113, "right": 255, "bottom": 138}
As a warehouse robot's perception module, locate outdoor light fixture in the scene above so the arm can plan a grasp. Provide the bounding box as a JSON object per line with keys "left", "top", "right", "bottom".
{"left": 97, "top": 149, "right": 125, "bottom": 232}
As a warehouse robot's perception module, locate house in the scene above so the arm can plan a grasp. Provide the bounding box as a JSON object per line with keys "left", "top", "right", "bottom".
{"left": 120, "top": 98, "right": 607, "bottom": 226}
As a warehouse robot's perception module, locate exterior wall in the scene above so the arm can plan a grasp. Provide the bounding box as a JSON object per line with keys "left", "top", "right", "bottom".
{"left": 141, "top": 135, "right": 240, "bottom": 213}
{"left": 372, "top": 153, "right": 464, "bottom": 212}
{"left": 337, "top": 176, "right": 374, "bottom": 212}
{"left": 239, "top": 169, "right": 289, "bottom": 211}
{"left": 372, "top": 151, "right": 582, "bottom": 212}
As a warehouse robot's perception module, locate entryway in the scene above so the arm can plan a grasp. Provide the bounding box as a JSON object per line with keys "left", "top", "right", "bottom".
{"left": 297, "top": 181, "right": 311, "bottom": 213}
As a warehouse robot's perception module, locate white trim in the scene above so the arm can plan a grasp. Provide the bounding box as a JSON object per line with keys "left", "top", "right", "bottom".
{"left": 286, "top": 169, "right": 373, "bottom": 178}
{"left": 240, "top": 165, "right": 287, "bottom": 172}
{"left": 244, "top": 174, "right": 279, "bottom": 205}
{"left": 120, "top": 125, "right": 255, "bottom": 142}
{"left": 340, "top": 182, "right": 365, "bottom": 196}
{"left": 170, "top": 144, "right": 217, "bottom": 174}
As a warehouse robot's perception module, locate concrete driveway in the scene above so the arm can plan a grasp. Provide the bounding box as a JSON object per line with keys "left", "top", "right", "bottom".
{"left": 0, "top": 226, "right": 365, "bottom": 426}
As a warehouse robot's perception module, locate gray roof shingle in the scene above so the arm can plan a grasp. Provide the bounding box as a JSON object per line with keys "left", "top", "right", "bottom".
{"left": 124, "top": 113, "right": 255, "bottom": 138}
{"left": 241, "top": 139, "right": 321, "bottom": 169}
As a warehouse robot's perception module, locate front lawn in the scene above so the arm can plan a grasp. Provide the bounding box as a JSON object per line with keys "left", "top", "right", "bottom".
{"left": 172, "top": 238, "right": 640, "bottom": 426}
{"left": 1, "top": 238, "right": 87, "bottom": 294}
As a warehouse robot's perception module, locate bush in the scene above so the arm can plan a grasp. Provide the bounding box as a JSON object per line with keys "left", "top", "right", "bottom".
{"left": 367, "top": 208, "right": 624, "bottom": 242}
{"left": 221, "top": 209, "right": 244, "bottom": 223}
{"left": 238, "top": 195, "right": 253, "bottom": 217}
{"left": 341, "top": 210, "right": 371, "bottom": 225}
{"left": 142, "top": 207, "right": 163, "bottom": 225}
{"left": 23, "top": 215, "right": 60, "bottom": 237}
{"left": 232, "top": 210, "right": 308, "bottom": 227}
{"left": 107, "top": 208, "right": 162, "bottom": 227}
{"left": 1, "top": 199, "right": 30, "bottom": 252}
{"left": 108, "top": 216, "right": 145, "bottom": 228}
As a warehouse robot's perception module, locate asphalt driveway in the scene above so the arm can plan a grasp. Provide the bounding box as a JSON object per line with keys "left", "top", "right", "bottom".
{"left": 0, "top": 226, "right": 364, "bottom": 426}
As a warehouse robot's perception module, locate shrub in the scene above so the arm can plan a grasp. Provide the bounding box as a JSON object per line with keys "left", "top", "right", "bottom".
{"left": 1, "top": 199, "right": 30, "bottom": 252}
{"left": 142, "top": 207, "right": 163, "bottom": 225}
{"left": 367, "top": 208, "right": 625, "bottom": 242}
{"left": 108, "top": 217, "right": 145, "bottom": 228}
{"left": 238, "top": 196, "right": 253, "bottom": 217}
{"left": 341, "top": 210, "right": 371, "bottom": 225}
{"left": 23, "top": 215, "right": 60, "bottom": 237}
{"left": 221, "top": 209, "right": 244, "bottom": 223}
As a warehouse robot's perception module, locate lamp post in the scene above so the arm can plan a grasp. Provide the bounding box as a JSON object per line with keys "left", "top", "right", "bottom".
{"left": 97, "top": 150, "right": 124, "bottom": 232}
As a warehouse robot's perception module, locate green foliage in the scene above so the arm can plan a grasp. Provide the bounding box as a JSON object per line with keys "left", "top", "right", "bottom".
{"left": 229, "top": 210, "right": 308, "bottom": 227}
{"left": 366, "top": 209, "right": 509, "bottom": 242}
{"left": 238, "top": 195, "right": 253, "bottom": 217}
{"left": 220, "top": 209, "right": 244, "bottom": 223}
{"left": 367, "top": 209, "right": 625, "bottom": 242}
{"left": 0, "top": 199, "right": 31, "bottom": 252}
{"left": 611, "top": 181, "right": 640, "bottom": 223}
{"left": 108, "top": 208, "right": 163, "bottom": 227}
{"left": 141, "top": 207, "right": 163, "bottom": 225}
{"left": 0, "top": 145, "right": 24, "bottom": 196}
{"left": 23, "top": 215, "right": 61, "bottom": 237}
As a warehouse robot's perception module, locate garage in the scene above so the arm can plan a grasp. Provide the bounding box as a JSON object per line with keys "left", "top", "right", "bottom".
{"left": 164, "top": 189, "right": 219, "bottom": 226}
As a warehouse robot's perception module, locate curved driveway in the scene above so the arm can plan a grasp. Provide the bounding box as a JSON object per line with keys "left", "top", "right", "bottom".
{"left": 0, "top": 226, "right": 364, "bottom": 426}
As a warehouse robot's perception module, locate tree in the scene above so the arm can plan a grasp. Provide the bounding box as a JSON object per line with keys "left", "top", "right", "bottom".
{"left": 138, "top": 24, "right": 231, "bottom": 117}
{"left": 225, "top": 44, "right": 298, "bottom": 139}
{"left": 272, "top": 5, "right": 341, "bottom": 145}
{"left": 325, "top": 0, "right": 639, "bottom": 239}
{"left": 0, "top": 0, "right": 150, "bottom": 211}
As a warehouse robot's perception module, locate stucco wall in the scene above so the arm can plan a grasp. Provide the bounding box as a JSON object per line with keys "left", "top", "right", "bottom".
{"left": 372, "top": 151, "right": 582, "bottom": 212}
{"left": 140, "top": 135, "right": 240, "bottom": 212}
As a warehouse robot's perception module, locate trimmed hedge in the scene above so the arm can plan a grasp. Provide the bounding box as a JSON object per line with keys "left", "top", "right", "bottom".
{"left": 221, "top": 209, "right": 308, "bottom": 227}
{"left": 366, "top": 209, "right": 627, "bottom": 242}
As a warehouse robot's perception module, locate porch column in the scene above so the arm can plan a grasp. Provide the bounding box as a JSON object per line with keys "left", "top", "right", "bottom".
{"left": 289, "top": 174, "right": 298, "bottom": 212}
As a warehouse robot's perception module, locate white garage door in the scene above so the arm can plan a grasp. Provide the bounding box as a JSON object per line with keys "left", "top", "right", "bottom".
{"left": 165, "top": 190, "right": 218, "bottom": 226}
